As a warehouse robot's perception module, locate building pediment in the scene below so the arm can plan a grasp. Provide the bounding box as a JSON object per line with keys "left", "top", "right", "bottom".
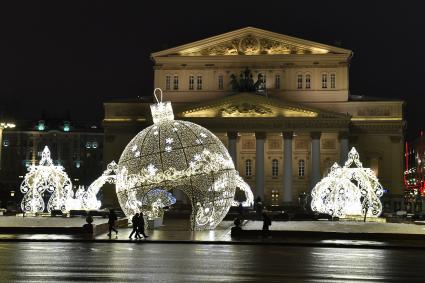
{"left": 152, "top": 27, "right": 352, "bottom": 57}
{"left": 178, "top": 93, "right": 348, "bottom": 119}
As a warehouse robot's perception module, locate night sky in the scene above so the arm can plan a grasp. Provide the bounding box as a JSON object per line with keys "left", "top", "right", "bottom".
{"left": 0, "top": 1, "right": 423, "bottom": 138}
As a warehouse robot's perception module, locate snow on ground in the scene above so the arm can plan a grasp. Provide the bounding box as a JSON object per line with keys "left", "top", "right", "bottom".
{"left": 243, "top": 220, "right": 425, "bottom": 234}
{"left": 0, "top": 216, "right": 108, "bottom": 227}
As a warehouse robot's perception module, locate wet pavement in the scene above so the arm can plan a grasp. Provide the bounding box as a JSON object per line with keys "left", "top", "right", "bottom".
{"left": 0, "top": 242, "right": 425, "bottom": 282}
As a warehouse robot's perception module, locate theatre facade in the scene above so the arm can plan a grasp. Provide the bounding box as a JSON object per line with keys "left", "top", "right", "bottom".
{"left": 103, "top": 27, "right": 404, "bottom": 209}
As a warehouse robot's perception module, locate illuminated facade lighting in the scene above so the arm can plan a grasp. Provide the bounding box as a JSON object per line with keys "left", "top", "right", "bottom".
{"left": 36, "top": 120, "right": 45, "bottom": 131}
{"left": 63, "top": 121, "right": 71, "bottom": 132}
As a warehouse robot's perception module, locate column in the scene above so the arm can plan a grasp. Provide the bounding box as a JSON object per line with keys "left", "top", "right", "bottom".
{"left": 283, "top": 132, "right": 293, "bottom": 203}
{"left": 310, "top": 131, "right": 321, "bottom": 189}
{"left": 0, "top": 128, "right": 3, "bottom": 170}
{"left": 255, "top": 132, "right": 266, "bottom": 201}
{"left": 227, "top": 132, "right": 238, "bottom": 167}
{"left": 339, "top": 131, "right": 349, "bottom": 165}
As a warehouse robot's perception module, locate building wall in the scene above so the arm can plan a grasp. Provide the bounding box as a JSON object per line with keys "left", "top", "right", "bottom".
{"left": 153, "top": 64, "right": 349, "bottom": 103}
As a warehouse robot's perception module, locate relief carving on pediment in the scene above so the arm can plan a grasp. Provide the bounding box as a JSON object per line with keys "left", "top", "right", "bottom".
{"left": 219, "top": 103, "right": 273, "bottom": 117}
{"left": 183, "top": 35, "right": 319, "bottom": 56}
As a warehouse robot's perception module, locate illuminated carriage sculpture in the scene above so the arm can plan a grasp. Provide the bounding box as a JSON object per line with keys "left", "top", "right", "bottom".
{"left": 20, "top": 146, "right": 73, "bottom": 213}
{"left": 116, "top": 89, "right": 253, "bottom": 230}
{"left": 311, "top": 147, "right": 384, "bottom": 218}
{"left": 20, "top": 146, "right": 116, "bottom": 213}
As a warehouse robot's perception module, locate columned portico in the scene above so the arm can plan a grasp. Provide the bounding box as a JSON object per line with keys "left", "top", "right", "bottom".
{"left": 339, "top": 131, "right": 349, "bottom": 165}
{"left": 255, "top": 132, "right": 266, "bottom": 200}
{"left": 227, "top": 131, "right": 238, "bottom": 167}
{"left": 282, "top": 132, "right": 293, "bottom": 203}
{"left": 310, "top": 131, "right": 321, "bottom": 190}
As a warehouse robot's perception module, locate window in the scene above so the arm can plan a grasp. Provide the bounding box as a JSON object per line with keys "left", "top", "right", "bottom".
{"left": 370, "top": 158, "right": 379, "bottom": 177}
{"left": 189, "top": 75, "right": 194, "bottom": 90}
{"left": 271, "top": 189, "right": 279, "bottom": 206}
{"left": 173, "top": 75, "right": 179, "bottom": 90}
{"left": 165, "top": 75, "right": 171, "bottom": 90}
{"left": 321, "top": 73, "right": 328, "bottom": 89}
{"left": 245, "top": 159, "right": 252, "bottom": 176}
{"left": 305, "top": 74, "right": 311, "bottom": 89}
{"left": 196, "top": 75, "right": 203, "bottom": 90}
{"left": 298, "top": 159, "right": 305, "bottom": 177}
{"left": 218, "top": 75, "right": 224, "bottom": 90}
{"left": 330, "top": 73, "right": 336, "bottom": 89}
{"left": 272, "top": 159, "right": 279, "bottom": 177}
{"left": 297, "top": 74, "right": 303, "bottom": 89}
{"left": 275, "top": 74, "right": 281, "bottom": 89}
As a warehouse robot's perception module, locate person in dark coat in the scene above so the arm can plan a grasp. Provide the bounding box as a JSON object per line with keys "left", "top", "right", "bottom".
{"left": 262, "top": 212, "right": 272, "bottom": 236}
{"left": 231, "top": 218, "right": 242, "bottom": 237}
{"left": 129, "top": 213, "right": 142, "bottom": 239}
{"left": 138, "top": 211, "right": 149, "bottom": 238}
{"left": 107, "top": 209, "right": 118, "bottom": 237}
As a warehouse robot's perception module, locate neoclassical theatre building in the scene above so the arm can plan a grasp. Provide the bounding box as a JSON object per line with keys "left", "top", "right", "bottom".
{"left": 103, "top": 27, "right": 404, "bottom": 209}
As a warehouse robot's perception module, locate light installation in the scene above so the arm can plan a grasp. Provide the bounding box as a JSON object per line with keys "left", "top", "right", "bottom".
{"left": 311, "top": 147, "right": 384, "bottom": 218}
{"left": 232, "top": 175, "right": 254, "bottom": 207}
{"left": 20, "top": 146, "right": 73, "bottom": 213}
{"left": 116, "top": 88, "right": 253, "bottom": 230}
{"left": 69, "top": 161, "right": 118, "bottom": 210}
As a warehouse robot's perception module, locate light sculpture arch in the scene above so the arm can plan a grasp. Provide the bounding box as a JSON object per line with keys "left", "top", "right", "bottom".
{"left": 20, "top": 146, "right": 73, "bottom": 213}
{"left": 232, "top": 175, "right": 254, "bottom": 207}
{"left": 116, "top": 88, "right": 252, "bottom": 230}
{"left": 72, "top": 161, "right": 118, "bottom": 210}
{"left": 311, "top": 147, "right": 384, "bottom": 218}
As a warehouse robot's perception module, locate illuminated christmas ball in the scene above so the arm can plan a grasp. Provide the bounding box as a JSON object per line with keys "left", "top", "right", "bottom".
{"left": 116, "top": 90, "right": 239, "bottom": 230}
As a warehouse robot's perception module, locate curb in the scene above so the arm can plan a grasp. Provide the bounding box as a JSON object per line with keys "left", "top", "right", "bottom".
{"left": 1, "top": 238, "right": 425, "bottom": 250}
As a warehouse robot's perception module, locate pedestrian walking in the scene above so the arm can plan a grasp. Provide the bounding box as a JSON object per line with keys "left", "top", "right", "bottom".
{"left": 129, "top": 213, "right": 142, "bottom": 239}
{"left": 255, "top": 196, "right": 264, "bottom": 219}
{"left": 138, "top": 211, "right": 149, "bottom": 239}
{"left": 107, "top": 209, "right": 118, "bottom": 237}
{"left": 262, "top": 212, "right": 272, "bottom": 237}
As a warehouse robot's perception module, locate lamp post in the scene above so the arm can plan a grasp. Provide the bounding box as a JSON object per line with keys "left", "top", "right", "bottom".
{"left": 0, "top": 122, "right": 16, "bottom": 170}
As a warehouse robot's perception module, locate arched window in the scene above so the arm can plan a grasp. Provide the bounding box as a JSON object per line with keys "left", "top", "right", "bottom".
{"left": 298, "top": 159, "right": 305, "bottom": 177}
{"left": 272, "top": 159, "right": 279, "bottom": 177}
{"left": 321, "top": 73, "right": 328, "bottom": 89}
{"left": 189, "top": 75, "right": 194, "bottom": 90}
{"left": 173, "top": 75, "right": 179, "bottom": 90}
{"left": 330, "top": 73, "right": 336, "bottom": 89}
{"left": 297, "top": 74, "right": 303, "bottom": 89}
{"left": 305, "top": 74, "right": 311, "bottom": 89}
{"left": 245, "top": 159, "right": 252, "bottom": 176}
{"left": 165, "top": 75, "right": 171, "bottom": 90}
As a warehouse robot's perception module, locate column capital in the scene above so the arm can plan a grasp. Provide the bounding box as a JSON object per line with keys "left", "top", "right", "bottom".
{"left": 227, "top": 131, "right": 238, "bottom": 139}
{"left": 255, "top": 132, "right": 266, "bottom": 140}
{"left": 310, "top": 131, "right": 321, "bottom": 140}
{"left": 282, "top": 131, "right": 293, "bottom": 139}
{"left": 338, "top": 131, "right": 350, "bottom": 140}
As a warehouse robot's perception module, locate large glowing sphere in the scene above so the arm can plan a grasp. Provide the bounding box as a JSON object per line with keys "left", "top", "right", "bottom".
{"left": 116, "top": 100, "right": 238, "bottom": 230}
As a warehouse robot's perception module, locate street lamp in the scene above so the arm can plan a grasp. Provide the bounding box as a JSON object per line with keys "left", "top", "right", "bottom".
{"left": 0, "top": 122, "right": 16, "bottom": 170}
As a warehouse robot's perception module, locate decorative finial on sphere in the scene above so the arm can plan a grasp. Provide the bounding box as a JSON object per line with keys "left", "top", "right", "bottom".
{"left": 150, "top": 88, "right": 174, "bottom": 124}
